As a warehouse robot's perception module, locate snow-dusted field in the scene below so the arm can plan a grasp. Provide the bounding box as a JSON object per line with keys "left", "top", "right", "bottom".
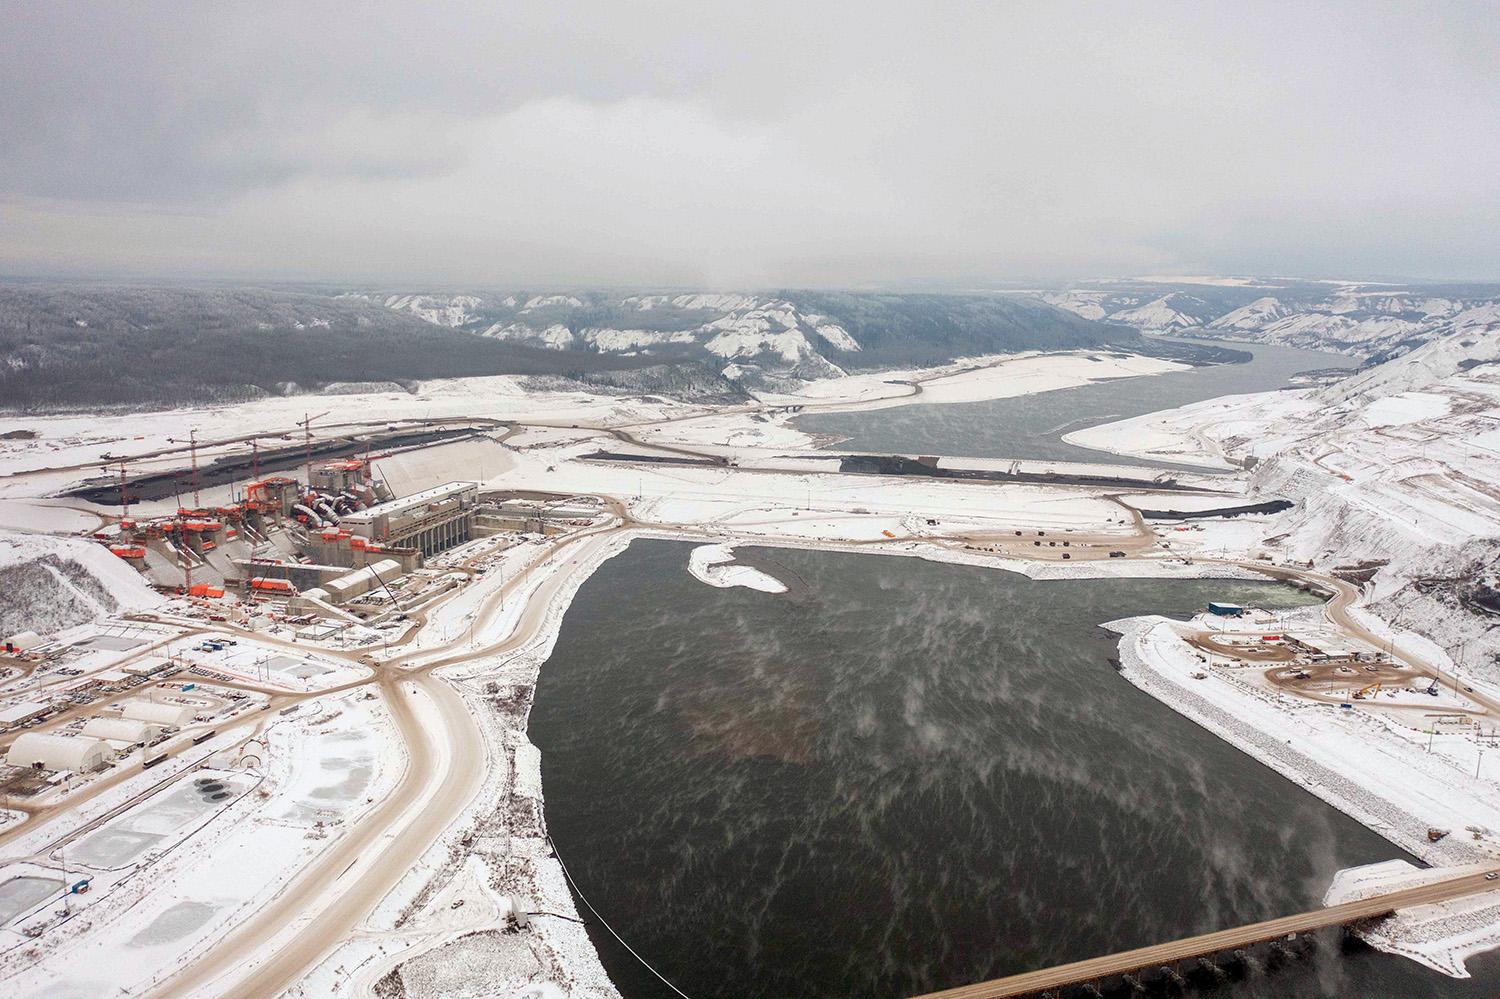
{"left": 759, "top": 348, "right": 1185, "bottom": 411}
{"left": 0, "top": 692, "right": 402, "bottom": 997}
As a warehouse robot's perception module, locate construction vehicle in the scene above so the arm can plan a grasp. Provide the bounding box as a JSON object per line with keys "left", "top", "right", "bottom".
{"left": 1352, "top": 682, "right": 1382, "bottom": 700}
{"left": 1425, "top": 678, "right": 1441, "bottom": 696}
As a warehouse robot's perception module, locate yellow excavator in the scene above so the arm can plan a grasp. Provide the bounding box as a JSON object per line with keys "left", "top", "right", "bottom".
{"left": 1352, "top": 682, "right": 1382, "bottom": 700}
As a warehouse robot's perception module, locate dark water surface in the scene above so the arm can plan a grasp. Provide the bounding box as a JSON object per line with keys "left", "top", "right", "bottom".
{"left": 531, "top": 540, "right": 1500, "bottom": 998}
{"left": 791, "top": 338, "right": 1360, "bottom": 467}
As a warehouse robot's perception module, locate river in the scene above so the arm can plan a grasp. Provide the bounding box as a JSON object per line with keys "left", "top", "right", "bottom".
{"left": 791, "top": 338, "right": 1359, "bottom": 467}
{"left": 530, "top": 540, "right": 1500, "bottom": 998}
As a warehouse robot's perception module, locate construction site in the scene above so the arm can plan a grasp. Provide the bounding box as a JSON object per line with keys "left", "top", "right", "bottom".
{"left": 91, "top": 461, "right": 471, "bottom": 618}
{"left": 0, "top": 418, "right": 620, "bottom": 805}
{"left": 0, "top": 344, "right": 1498, "bottom": 997}
{"left": 1178, "top": 604, "right": 1499, "bottom": 726}
{"left": 68, "top": 421, "right": 606, "bottom": 633}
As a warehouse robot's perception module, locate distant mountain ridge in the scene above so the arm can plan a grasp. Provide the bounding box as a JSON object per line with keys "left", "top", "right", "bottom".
{"left": 339, "top": 288, "right": 1137, "bottom": 382}
{"left": 0, "top": 283, "right": 1150, "bottom": 410}
{"left": 1041, "top": 278, "right": 1500, "bottom": 359}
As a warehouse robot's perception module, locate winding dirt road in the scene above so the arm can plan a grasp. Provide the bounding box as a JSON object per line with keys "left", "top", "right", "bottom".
{"left": 159, "top": 671, "right": 481, "bottom": 999}
{"left": 1246, "top": 562, "right": 1500, "bottom": 717}
{"left": 150, "top": 520, "right": 626, "bottom": 998}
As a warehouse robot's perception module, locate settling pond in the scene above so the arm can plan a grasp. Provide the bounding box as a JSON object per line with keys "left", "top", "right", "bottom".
{"left": 530, "top": 540, "right": 1500, "bottom": 998}
{"left": 792, "top": 338, "right": 1360, "bottom": 467}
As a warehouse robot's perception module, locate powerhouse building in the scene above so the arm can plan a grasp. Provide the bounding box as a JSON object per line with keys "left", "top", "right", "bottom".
{"left": 338, "top": 482, "right": 478, "bottom": 558}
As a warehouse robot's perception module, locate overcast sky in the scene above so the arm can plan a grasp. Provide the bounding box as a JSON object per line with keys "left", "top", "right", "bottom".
{"left": 3, "top": 2, "right": 1498, "bottom": 287}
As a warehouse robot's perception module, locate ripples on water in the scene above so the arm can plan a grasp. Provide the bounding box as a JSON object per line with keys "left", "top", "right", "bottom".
{"left": 531, "top": 541, "right": 1500, "bottom": 998}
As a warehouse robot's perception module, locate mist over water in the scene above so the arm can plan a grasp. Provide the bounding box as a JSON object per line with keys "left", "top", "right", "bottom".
{"left": 792, "top": 338, "right": 1360, "bottom": 466}
{"left": 531, "top": 541, "right": 1500, "bottom": 998}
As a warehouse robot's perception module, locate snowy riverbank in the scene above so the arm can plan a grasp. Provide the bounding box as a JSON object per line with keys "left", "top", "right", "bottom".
{"left": 1109, "top": 615, "right": 1500, "bottom": 867}
{"left": 1108, "top": 613, "right": 1500, "bottom": 978}
{"left": 764, "top": 349, "right": 1187, "bottom": 414}
{"left": 1325, "top": 860, "right": 1500, "bottom": 978}
{"left": 302, "top": 528, "right": 642, "bottom": 999}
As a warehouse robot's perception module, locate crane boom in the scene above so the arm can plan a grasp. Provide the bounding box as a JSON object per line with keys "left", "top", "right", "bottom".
{"left": 299, "top": 411, "right": 332, "bottom": 486}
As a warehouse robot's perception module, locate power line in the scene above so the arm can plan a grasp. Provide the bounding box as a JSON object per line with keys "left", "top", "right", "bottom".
{"left": 546, "top": 834, "right": 693, "bottom": 999}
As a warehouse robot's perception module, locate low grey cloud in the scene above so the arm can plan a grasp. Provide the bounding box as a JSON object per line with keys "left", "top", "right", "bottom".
{"left": 2, "top": 1, "right": 1498, "bottom": 285}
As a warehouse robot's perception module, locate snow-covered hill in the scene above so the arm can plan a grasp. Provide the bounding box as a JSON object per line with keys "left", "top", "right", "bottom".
{"left": 375, "top": 294, "right": 483, "bottom": 328}
{"left": 0, "top": 532, "right": 163, "bottom": 637}
{"left": 1073, "top": 327, "right": 1500, "bottom": 680}
{"left": 1104, "top": 293, "right": 1217, "bottom": 331}
{"left": 1208, "top": 296, "right": 1294, "bottom": 331}
{"left": 344, "top": 289, "right": 1130, "bottom": 388}
{"left": 347, "top": 291, "right": 865, "bottom": 373}
{"left": 1043, "top": 279, "right": 1500, "bottom": 359}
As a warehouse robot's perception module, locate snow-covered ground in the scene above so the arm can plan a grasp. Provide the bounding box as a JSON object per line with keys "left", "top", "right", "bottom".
{"left": 1113, "top": 615, "right": 1500, "bottom": 866}
{"left": 1326, "top": 860, "right": 1500, "bottom": 978}
{"left": 761, "top": 348, "right": 1185, "bottom": 411}
{"left": 0, "top": 690, "right": 402, "bottom": 997}
{"left": 1069, "top": 329, "right": 1500, "bottom": 682}
{"left": 0, "top": 533, "right": 163, "bottom": 637}
{"left": 687, "top": 544, "right": 787, "bottom": 593}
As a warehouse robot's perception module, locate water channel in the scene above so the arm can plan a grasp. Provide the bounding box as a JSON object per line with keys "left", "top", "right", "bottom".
{"left": 792, "top": 338, "right": 1359, "bottom": 467}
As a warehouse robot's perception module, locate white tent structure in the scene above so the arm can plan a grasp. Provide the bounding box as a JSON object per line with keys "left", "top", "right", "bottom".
{"left": 6, "top": 732, "right": 109, "bottom": 772}
{"left": 3, "top": 631, "right": 43, "bottom": 652}
{"left": 81, "top": 716, "right": 159, "bottom": 745}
